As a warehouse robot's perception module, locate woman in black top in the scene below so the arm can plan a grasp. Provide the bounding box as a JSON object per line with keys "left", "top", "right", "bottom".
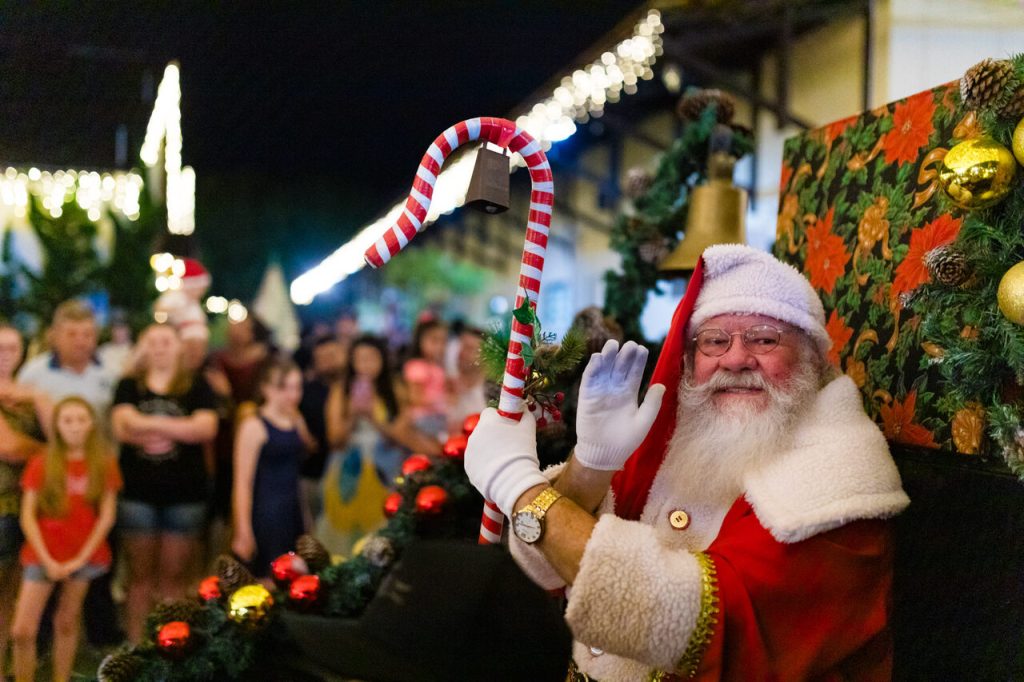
{"left": 111, "top": 324, "right": 217, "bottom": 643}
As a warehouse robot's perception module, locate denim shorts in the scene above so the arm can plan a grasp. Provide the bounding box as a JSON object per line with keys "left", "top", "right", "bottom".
{"left": 0, "top": 515, "right": 22, "bottom": 565}
{"left": 118, "top": 499, "right": 207, "bottom": 535}
{"left": 23, "top": 562, "right": 108, "bottom": 583}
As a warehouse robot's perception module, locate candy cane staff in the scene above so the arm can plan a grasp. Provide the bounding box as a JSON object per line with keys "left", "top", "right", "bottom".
{"left": 363, "top": 117, "right": 554, "bottom": 544}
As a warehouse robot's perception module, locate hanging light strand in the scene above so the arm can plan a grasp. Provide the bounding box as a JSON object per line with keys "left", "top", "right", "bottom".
{"left": 289, "top": 9, "right": 663, "bottom": 305}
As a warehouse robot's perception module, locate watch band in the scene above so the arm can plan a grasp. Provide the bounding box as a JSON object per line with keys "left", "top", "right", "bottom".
{"left": 524, "top": 486, "right": 562, "bottom": 519}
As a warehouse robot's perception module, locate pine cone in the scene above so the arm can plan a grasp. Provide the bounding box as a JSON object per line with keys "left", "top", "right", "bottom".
{"left": 637, "top": 238, "right": 670, "bottom": 265}
{"left": 152, "top": 598, "right": 202, "bottom": 625}
{"left": 677, "top": 89, "right": 736, "bottom": 124}
{"left": 216, "top": 554, "right": 257, "bottom": 595}
{"left": 624, "top": 167, "right": 653, "bottom": 199}
{"left": 296, "top": 534, "right": 330, "bottom": 572}
{"left": 924, "top": 246, "right": 971, "bottom": 287}
{"left": 360, "top": 535, "right": 396, "bottom": 568}
{"left": 97, "top": 651, "right": 144, "bottom": 682}
{"left": 999, "top": 86, "right": 1024, "bottom": 118}
{"left": 960, "top": 58, "right": 1015, "bottom": 111}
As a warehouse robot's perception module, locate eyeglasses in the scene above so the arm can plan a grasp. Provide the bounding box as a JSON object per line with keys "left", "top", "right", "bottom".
{"left": 692, "top": 325, "right": 785, "bottom": 357}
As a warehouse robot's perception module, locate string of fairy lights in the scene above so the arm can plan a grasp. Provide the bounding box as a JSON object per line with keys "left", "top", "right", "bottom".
{"left": 288, "top": 8, "right": 665, "bottom": 305}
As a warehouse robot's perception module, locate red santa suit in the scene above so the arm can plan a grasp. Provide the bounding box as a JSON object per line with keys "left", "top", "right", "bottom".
{"left": 510, "top": 248, "right": 910, "bottom": 681}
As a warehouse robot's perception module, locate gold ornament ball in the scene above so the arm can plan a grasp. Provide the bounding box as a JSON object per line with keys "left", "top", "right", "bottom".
{"left": 938, "top": 136, "right": 1017, "bottom": 209}
{"left": 998, "top": 262, "right": 1024, "bottom": 325}
{"left": 227, "top": 584, "right": 274, "bottom": 629}
{"left": 1013, "top": 116, "right": 1024, "bottom": 167}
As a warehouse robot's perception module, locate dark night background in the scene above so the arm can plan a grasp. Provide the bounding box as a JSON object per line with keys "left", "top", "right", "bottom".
{"left": 0, "top": 1, "right": 644, "bottom": 314}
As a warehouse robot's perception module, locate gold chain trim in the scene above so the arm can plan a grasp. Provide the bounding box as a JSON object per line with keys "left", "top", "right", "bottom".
{"left": 675, "top": 551, "right": 720, "bottom": 678}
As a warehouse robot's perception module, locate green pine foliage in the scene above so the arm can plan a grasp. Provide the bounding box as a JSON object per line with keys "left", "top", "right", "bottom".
{"left": 479, "top": 301, "right": 586, "bottom": 407}
{"left": 604, "top": 101, "right": 754, "bottom": 341}
{"left": 909, "top": 52, "right": 1024, "bottom": 475}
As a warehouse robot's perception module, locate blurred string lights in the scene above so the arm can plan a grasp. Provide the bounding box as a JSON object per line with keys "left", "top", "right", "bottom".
{"left": 289, "top": 9, "right": 664, "bottom": 305}
{"left": 148, "top": 254, "right": 248, "bottom": 321}
{"left": 0, "top": 166, "right": 143, "bottom": 223}
{"left": 140, "top": 62, "right": 196, "bottom": 236}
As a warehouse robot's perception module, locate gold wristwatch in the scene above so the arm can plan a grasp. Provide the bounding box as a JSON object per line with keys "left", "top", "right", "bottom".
{"left": 512, "top": 486, "right": 563, "bottom": 544}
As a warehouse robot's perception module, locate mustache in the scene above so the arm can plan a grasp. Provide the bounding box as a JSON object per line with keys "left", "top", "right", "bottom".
{"left": 701, "top": 371, "right": 771, "bottom": 392}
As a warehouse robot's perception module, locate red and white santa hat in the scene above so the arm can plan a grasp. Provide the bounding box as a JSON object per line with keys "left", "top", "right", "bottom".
{"left": 689, "top": 244, "right": 830, "bottom": 355}
{"left": 181, "top": 258, "right": 211, "bottom": 293}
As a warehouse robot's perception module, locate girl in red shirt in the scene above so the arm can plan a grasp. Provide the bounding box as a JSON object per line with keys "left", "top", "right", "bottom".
{"left": 11, "top": 396, "right": 121, "bottom": 682}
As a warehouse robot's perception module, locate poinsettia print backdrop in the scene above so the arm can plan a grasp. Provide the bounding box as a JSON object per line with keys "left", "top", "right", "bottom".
{"left": 773, "top": 80, "right": 984, "bottom": 455}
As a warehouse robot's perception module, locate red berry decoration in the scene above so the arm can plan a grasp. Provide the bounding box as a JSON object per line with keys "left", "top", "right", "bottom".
{"left": 554, "top": 392, "right": 565, "bottom": 403}
{"left": 442, "top": 434, "right": 468, "bottom": 460}
{"left": 415, "top": 485, "right": 449, "bottom": 515}
{"left": 288, "top": 574, "right": 322, "bottom": 611}
{"left": 270, "top": 552, "right": 309, "bottom": 588}
{"left": 197, "top": 575, "right": 221, "bottom": 602}
{"left": 384, "top": 491, "right": 403, "bottom": 517}
{"left": 401, "top": 454, "right": 432, "bottom": 476}
{"left": 461, "top": 413, "right": 481, "bottom": 436}
{"left": 156, "top": 621, "right": 193, "bottom": 659}
{"left": 551, "top": 408, "right": 562, "bottom": 421}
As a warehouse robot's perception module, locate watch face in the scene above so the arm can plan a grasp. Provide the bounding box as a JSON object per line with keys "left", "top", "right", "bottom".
{"left": 513, "top": 510, "right": 542, "bottom": 543}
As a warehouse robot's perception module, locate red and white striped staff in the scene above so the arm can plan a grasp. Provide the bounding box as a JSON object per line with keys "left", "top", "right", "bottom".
{"left": 363, "top": 117, "right": 553, "bottom": 545}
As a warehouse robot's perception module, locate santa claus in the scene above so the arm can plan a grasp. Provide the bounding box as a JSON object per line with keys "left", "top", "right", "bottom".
{"left": 465, "top": 244, "right": 909, "bottom": 681}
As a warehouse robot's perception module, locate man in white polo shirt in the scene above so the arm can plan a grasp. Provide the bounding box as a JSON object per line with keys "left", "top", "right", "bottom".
{"left": 17, "top": 300, "right": 118, "bottom": 417}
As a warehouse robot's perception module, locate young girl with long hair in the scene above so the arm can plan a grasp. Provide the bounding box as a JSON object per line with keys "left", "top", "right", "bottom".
{"left": 320, "top": 335, "right": 433, "bottom": 554}
{"left": 111, "top": 323, "right": 218, "bottom": 642}
{"left": 11, "top": 397, "right": 120, "bottom": 682}
{"left": 231, "top": 358, "right": 315, "bottom": 578}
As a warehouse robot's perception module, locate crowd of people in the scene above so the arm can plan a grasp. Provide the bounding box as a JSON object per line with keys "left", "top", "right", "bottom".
{"left": 0, "top": 299, "right": 491, "bottom": 681}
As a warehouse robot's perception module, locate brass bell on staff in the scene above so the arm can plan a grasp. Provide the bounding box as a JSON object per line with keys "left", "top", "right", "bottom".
{"left": 659, "top": 128, "right": 747, "bottom": 276}
{"left": 465, "top": 145, "right": 511, "bottom": 214}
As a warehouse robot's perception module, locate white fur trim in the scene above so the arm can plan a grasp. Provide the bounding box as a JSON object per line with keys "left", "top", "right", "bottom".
{"left": 690, "top": 244, "right": 831, "bottom": 354}
{"left": 744, "top": 375, "right": 910, "bottom": 543}
{"left": 566, "top": 514, "right": 703, "bottom": 670}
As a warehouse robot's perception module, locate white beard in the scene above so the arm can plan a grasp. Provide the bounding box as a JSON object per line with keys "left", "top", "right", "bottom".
{"left": 662, "top": 361, "right": 821, "bottom": 507}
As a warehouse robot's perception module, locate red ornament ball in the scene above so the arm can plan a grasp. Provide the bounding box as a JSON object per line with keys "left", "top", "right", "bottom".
{"left": 461, "top": 413, "right": 481, "bottom": 436}
{"left": 442, "top": 434, "right": 468, "bottom": 460}
{"left": 156, "top": 620, "right": 193, "bottom": 659}
{"left": 288, "top": 574, "right": 322, "bottom": 611}
{"left": 384, "top": 492, "right": 403, "bottom": 517}
{"left": 270, "top": 552, "right": 309, "bottom": 588}
{"left": 415, "top": 485, "right": 449, "bottom": 515}
{"left": 197, "top": 575, "right": 221, "bottom": 601}
{"left": 401, "top": 454, "right": 432, "bottom": 476}
{"left": 554, "top": 391, "right": 565, "bottom": 404}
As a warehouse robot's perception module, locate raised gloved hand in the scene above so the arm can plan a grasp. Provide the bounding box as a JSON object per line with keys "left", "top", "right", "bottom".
{"left": 464, "top": 408, "right": 549, "bottom": 517}
{"left": 575, "top": 340, "right": 666, "bottom": 471}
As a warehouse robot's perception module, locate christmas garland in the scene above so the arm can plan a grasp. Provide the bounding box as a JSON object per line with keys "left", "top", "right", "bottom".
{"left": 604, "top": 89, "right": 754, "bottom": 341}
{"left": 908, "top": 53, "right": 1024, "bottom": 475}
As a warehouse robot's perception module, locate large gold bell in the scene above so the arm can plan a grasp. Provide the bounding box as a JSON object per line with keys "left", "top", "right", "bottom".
{"left": 658, "top": 151, "right": 747, "bottom": 276}
{"left": 465, "top": 145, "right": 510, "bottom": 214}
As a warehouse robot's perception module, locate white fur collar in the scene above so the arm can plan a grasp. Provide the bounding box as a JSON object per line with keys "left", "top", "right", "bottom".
{"left": 743, "top": 375, "right": 910, "bottom": 543}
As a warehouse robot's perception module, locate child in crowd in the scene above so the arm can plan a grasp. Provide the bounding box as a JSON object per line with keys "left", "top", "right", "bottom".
{"left": 402, "top": 317, "right": 449, "bottom": 443}
{"left": 111, "top": 323, "right": 218, "bottom": 643}
{"left": 320, "top": 335, "right": 426, "bottom": 555}
{"left": 11, "top": 397, "right": 120, "bottom": 682}
{"left": 231, "top": 358, "right": 315, "bottom": 579}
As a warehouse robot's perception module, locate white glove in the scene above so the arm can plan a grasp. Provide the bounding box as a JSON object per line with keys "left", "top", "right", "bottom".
{"left": 464, "top": 408, "right": 549, "bottom": 517}
{"left": 575, "top": 339, "right": 666, "bottom": 471}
